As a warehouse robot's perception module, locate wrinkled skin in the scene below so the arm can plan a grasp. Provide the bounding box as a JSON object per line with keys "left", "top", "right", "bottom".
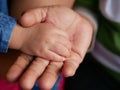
{"left": 6, "top": 6, "right": 93, "bottom": 90}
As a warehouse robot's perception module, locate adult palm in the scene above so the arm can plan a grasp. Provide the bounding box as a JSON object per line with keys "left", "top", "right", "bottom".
{"left": 7, "top": 6, "right": 93, "bottom": 90}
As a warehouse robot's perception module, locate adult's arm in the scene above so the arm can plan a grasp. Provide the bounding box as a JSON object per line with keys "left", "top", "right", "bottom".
{"left": 9, "top": 0, "right": 75, "bottom": 19}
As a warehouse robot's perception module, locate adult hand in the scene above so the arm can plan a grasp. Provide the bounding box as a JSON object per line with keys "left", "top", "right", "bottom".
{"left": 7, "top": 6, "right": 93, "bottom": 90}
{"left": 19, "top": 5, "right": 93, "bottom": 76}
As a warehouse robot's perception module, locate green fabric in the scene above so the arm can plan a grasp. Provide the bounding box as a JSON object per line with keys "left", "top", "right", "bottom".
{"left": 105, "top": 67, "right": 120, "bottom": 81}
{"left": 97, "top": 16, "right": 120, "bottom": 56}
{"left": 75, "top": 0, "right": 120, "bottom": 56}
{"left": 75, "top": 0, "right": 99, "bottom": 11}
{"left": 75, "top": 0, "right": 120, "bottom": 80}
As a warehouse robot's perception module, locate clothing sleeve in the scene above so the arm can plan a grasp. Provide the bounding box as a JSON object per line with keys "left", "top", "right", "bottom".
{"left": 0, "top": 12, "right": 16, "bottom": 53}
{"left": 99, "top": 0, "right": 120, "bottom": 23}
{"left": 74, "top": 7, "right": 98, "bottom": 52}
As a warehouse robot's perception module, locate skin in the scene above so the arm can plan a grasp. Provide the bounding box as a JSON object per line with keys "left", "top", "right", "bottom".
{"left": 10, "top": 21, "right": 71, "bottom": 61}
{"left": 9, "top": 0, "right": 75, "bottom": 19}
{"left": 9, "top": 7, "right": 93, "bottom": 90}
{"left": 1, "top": 0, "right": 75, "bottom": 89}
{"left": 0, "top": 0, "right": 93, "bottom": 90}
{"left": 0, "top": 50, "right": 20, "bottom": 78}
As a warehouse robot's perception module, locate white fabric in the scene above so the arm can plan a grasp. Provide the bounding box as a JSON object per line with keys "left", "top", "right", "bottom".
{"left": 100, "top": 0, "right": 120, "bottom": 23}
{"left": 92, "top": 41, "right": 120, "bottom": 73}
{"left": 93, "top": 0, "right": 120, "bottom": 72}
{"left": 74, "top": 0, "right": 120, "bottom": 72}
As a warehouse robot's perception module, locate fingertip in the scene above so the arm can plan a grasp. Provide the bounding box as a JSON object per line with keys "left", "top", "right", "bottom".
{"left": 6, "top": 73, "right": 15, "bottom": 83}
{"left": 19, "top": 76, "right": 34, "bottom": 90}
{"left": 62, "top": 57, "right": 66, "bottom": 61}
{"left": 20, "top": 13, "right": 35, "bottom": 27}
{"left": 38, "top": 77, "right": 54, "bottom": 90}
{"left": 38, "top": 69, "right": 60, "bottom": 90}
{"left": 39, "top": 81, "right": 53, "bottom": 90}
{"left": 46, "top": 50, "right": 66, "bottom": 62}
{"left": 55, "top": 56, "right": 66, "bottom": 62}
{"left": 61, "top": 50, "right": 71, "bottom": 58}
{"left": 62, "top": 68, "right": 75, "bottom": 77}
{"left": 6, "top": 66, "right": 20, "bottom": 82}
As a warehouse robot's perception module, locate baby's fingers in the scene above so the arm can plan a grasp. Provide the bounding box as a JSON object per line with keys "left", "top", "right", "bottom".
{"left": 40, "top": 49, "right": 66, "bottom": 61}
{"left": 47, "top": 35, "right": 72, "bottom": 61}
{"left": 49, "top": 43, "right": 70, "bottom": 58}
{"left": 6, "top": 53, "right": 33, "bottom": 82}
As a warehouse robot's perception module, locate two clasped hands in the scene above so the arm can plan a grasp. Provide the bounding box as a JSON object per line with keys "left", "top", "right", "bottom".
{"left": 7, "top": 6, "right": 93, "bottom": 90}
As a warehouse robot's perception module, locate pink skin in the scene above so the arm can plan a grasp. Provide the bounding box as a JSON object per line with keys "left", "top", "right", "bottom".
{"left": 7, "top": 6, "right": 93, "bottom": 90}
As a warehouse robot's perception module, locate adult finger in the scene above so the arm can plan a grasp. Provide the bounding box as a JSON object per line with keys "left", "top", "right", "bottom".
{"left": 62, "top": 51, "right": 82, "bottom": 77}
{"left": 6, "top": 53, "right": 33, "bottom": 82}
{"left": 19, "top": 57, "right": 49, "bottom": 90}
{"left": 62, "top": 16, "right": 93, "bottom": 77}
{"left": 38, "top": 61, "right": 63, "bottom": 90}
{"left": 71, "top": 16, "right": 93, "bottom": 60}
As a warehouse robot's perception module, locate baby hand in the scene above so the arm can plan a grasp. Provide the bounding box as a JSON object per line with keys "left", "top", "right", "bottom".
{"left": 21, "top": 23, "right": 71, "bottom": 61}
{"left": 20, "top": 6, "right": 93, "bottom": 63}
{"left": 9, "top": 22, "right": 71, "bottom": 61}
{"left": 20, "top": 6, "right": 94, "bottom": 76}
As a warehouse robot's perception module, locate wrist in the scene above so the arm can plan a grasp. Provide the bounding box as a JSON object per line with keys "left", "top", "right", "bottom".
{"left": 9, "top": 24, "right": 25, "bottom": 50}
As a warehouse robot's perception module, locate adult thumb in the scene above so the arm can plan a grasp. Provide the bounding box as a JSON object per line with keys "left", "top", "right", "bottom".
{"left": 20, "top": 8, "right": 48, "bottom": 27}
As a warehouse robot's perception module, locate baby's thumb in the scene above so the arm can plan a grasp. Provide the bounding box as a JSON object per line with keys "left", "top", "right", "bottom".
{"left": 20, "top": 8, "right": 47, "bottom": 27}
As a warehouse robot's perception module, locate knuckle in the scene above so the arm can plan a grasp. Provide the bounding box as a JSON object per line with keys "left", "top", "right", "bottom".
{"left": 29, "top": 66, "right": 40, "bottom": 77}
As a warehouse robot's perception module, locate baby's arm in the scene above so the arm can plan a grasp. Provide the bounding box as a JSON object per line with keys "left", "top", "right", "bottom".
{"left": 10, "top": 22, "right": 71, "bottom": 61}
